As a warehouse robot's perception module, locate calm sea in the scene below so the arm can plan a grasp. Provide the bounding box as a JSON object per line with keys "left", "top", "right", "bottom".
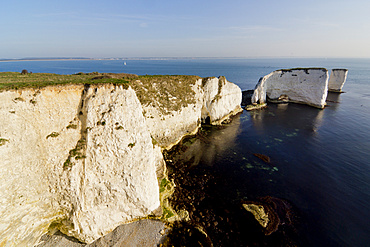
{"left": 1, "top": 58, "right": 370, "bottom": 246}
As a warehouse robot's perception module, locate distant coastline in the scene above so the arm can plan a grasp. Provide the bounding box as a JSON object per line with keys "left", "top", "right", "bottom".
{"left": 0, "top": 57, "right": 110, "bottom": 62}
{"left": 0, "top": 57, "right": 222, "bottom": 62}
{"left": 0, "top": 56, "right": 285, "bottom": 62}
{"left": 1, "top": 57, "right": 368, "bottom": 62}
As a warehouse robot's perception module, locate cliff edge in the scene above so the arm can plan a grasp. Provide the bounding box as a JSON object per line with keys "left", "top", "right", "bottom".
{"left": 0, "top": 73, "right": 242, "bottom": 246}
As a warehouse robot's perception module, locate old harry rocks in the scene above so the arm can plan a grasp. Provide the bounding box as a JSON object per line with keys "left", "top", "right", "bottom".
{"left": 251, "top": 68, "right": 348, "bottom": 109}
{"left": 0, "top": 76, "right": 242, "bottom": 246}
{"left": 252, "top": 68, "right": 329, "bottom": 108}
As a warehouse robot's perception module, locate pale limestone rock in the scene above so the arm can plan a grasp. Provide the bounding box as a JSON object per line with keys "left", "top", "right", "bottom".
{"left": 143, "top": 77, "right": 242, "bottom": 149}
{"left": 0, "top": 85, "right": 84, "bottom": 246}
{"left": 252, "top": 68, "right": 329, "bottom": 108}
{"left": 142, "top": 79, "right": 203, "bottom": 149}
{"left": 0, "top": 85, "right": 161, "bottom": 246}
{"left": 202, "top": 76, "right": 243, "bottom": 124}
{"left": 0, "top": 75, "right": 242, "bottom": 246}
{"left": 328, "top": 69, "right": 348, "bottom": 92}
{"left": 58, "top": 85, "right": 160, "bottom": 243}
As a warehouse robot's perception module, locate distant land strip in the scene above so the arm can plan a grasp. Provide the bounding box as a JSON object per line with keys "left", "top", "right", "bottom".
{"left": 0, "top": 57, "right": 105, "bottom": 62}
{"left": 0, "top": 57, "right": 253, "bottom": 62}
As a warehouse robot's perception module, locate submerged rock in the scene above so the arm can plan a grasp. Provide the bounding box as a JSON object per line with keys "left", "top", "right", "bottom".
{"left": 328, "top": 69, "right": 348, "bottom": 92}
{"left": 253, "top": 153, "right": 271, "bottom": 163}
{"left": 251, "top": 68, "right": 329, "bottom": 108}
{"left": 242, "top": 196, "right": 295, "bottom": 235}
{"left": 242, "top": 204, "right": 269, "bottom": 228}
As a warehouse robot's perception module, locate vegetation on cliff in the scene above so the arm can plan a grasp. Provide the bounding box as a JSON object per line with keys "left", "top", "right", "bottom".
{"left": 0, "top": 72, "right": 130, "bottom": 91}
{"left": 0, "top": 72, "right": 201, "bottom": 113}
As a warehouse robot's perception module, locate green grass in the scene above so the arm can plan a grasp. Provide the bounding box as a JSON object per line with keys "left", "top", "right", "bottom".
{"left": 63, "top": 138, "right": 87, "bottom": 170}
{"left": 159, "top": 177, "right": 172, "bottom": 193}
{"left": 131, "top": 75, "right": 201, "bottom": 114}
{"left": 46, "top": 132, "right": 60, "bottom": 139}
{"left": 66, "top": 124, "right": 78, "bottom": 129}
{"left": 0, "top": 72, "right": 131, "bottom": 91}
{"left": 162, "top": 207, "right": 175, "bottom": 219}
{"left": 0, "top": 138, "right": 9, "bottom": 146}
{"left": 1, "top": 72, "right": 202, "bottom": 115}
{"left": 128, "top": 142, "right": 135, "bottom": 148}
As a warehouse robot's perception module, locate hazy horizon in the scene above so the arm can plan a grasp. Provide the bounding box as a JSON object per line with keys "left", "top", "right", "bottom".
{"left": 2, "top": 0, "right": 370, "bottom": 59}
{"left": 2, "top": 56, "right": 370, "bottom": 61}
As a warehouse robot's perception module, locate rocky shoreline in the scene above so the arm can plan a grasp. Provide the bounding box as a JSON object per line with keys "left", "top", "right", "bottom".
{"left": 161, "top": 122, "right": 302, "bottom": 247}
{"left": 37, "top": 119, "right": 302, "bottom": 247}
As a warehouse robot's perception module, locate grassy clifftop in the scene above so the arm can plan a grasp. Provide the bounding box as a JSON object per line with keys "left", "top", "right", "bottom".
{"left": 0, "top": 72, "right": 202, "bottom": 113}
{"left": 0, "top": 72, "right": 131, "bottom": 91}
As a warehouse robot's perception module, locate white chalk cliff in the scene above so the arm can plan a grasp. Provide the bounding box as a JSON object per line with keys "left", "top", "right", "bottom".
{"left": 0, "top": 76, "right": 242, "bottom": 246}
{"left": 251, "top": 68, "right": 329, "bottom": 108}
{"left": 328, "top": 69, "right": 348, "bottom": 92}
{"left": 134, "top": 76, "right": 242, "bottom": 149}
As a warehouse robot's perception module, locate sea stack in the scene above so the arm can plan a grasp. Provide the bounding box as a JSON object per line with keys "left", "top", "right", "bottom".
{"left": 251, "top": 68, "right": 329, "bottom": 109}
{"left": 328, "top": 69, "right": 348, "bottom": 92}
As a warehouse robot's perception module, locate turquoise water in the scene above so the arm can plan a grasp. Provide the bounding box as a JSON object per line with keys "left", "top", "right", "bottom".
{"left": 1, "top": 58, "right": 370, "bottom": 246}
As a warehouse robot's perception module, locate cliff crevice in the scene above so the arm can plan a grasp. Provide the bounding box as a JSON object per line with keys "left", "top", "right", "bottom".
{"left": 0, "top": 75, "right": 242, "bottom": 246}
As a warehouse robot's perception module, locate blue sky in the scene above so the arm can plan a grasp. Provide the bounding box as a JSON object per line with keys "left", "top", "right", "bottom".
{"left": 1, "top": 0, "right": 369, "bottom": 58}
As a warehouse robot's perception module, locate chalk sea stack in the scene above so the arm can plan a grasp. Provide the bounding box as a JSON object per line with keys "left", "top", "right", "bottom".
{"left": 328, "top": 68, "right": 348, "bottom": 92}
{"left": 251, "top": 68, "right": 329, "bottom": 109}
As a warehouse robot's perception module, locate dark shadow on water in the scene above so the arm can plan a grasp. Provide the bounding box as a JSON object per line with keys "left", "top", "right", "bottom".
{"left": 326, "top": 92, "right": 342, "bottom": 110}
{"left": 169, "top": 116, "right": 242, "bottom": 168}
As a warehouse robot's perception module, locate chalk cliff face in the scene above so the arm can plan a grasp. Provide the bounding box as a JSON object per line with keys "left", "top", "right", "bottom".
{"left": 201, "top": 76, "right": 243, "bottom": 125}
{"left": 328, "top": 69, "right": 348, "bottom": 92}
{"left": 251, "top": 68, "right": 329, "bottom": 108}
{"left": 136, "top": 76, "right": 242, "bottom": 149}
{"left": 0, "top": 76, "right": 242, "bottom": 246}
{"left": 0, "top": 85, "right": 161, "bottom": 245}
{"left": 0, "top": 85, "right": 84, "bottom": 246}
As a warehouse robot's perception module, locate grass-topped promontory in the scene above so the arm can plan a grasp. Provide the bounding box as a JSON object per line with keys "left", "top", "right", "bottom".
{"left": 0, "top": 72, "right": 202, "bottom": 114}
{"left": 131, "top": 74, "right": 201, "bottom": 114}
{"left": 0, "top": 72, "right": 131, "bottom": 91}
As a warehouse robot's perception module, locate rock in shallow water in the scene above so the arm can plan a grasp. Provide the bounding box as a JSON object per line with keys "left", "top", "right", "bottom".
{"left": 253, "top": 153, "right": 271, "bottom": 163}
{"left": 242, "top": 196, "right": 295, "bottom": 235}
{"left": 242, "top": 204, "right": 269, "bottom": 228}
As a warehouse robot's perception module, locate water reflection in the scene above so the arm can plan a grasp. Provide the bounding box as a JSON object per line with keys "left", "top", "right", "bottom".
{"left": 171, "top": 115, "right": 242, "bottom": 167}
{"left": 326, "top": 92, "right": 342, "bottom": 111}
{"left": 249, "top": 103, "right": 325, "bottom": 135}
